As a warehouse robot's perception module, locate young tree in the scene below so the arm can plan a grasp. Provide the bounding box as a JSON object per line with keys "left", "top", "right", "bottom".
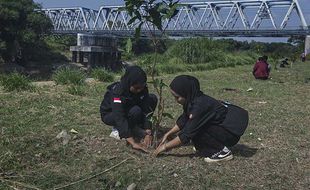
{"left": 123, "top": 0, "right": 179, "bottom": 146}
{"left": 0, "top": 0, "right": 52, "bottom": 64}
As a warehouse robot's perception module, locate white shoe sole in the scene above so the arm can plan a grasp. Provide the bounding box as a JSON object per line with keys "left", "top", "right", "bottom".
{"left": 109, "top": 131, "right": 120, "bottom": 140}
{"left": 204, "top": 155, "right": 233, "bottom": 163}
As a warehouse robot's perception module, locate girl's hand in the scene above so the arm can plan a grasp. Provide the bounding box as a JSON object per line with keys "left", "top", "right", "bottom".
{"left": 158, "top": 133, "right": 169, "bottom": 147}
{"left": 153, "top": 143, "right": 166, "bottom": 157}
{"left": 132, "top": 143, "right": 149, "bottom": 153}
{"left": 142, "top": 134, "right": 152, "bottom": 148}
{"left": 127, "top": 137, "right": 149, "bottom": 153}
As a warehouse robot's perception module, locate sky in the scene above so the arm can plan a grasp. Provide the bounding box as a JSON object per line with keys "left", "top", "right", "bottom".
{"left": 33, "top": 0, "right": 310, "bottom": 15}
{"left": 33, "top": 0, "right": 310, "bottom": 42}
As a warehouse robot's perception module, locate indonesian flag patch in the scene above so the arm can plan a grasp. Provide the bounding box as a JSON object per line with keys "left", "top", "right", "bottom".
{"left": 113, "top": 97, "right": 122, "bottom": 103}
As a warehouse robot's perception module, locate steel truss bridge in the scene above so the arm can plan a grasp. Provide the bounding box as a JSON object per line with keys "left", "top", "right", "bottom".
{"left": 39, "top": 0, "right": 310, "bottom": 37}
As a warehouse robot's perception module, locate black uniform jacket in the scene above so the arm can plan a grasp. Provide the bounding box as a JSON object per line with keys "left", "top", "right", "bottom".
{"left": 176, "top": 94, "right": 248, "bottom": 144}
{"left": 100, "top": 82, "right": 151, "bottom": 138}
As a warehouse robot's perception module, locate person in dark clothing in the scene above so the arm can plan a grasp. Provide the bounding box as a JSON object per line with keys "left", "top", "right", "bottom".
{"left": 153, "top": 75, "right": 249, "bottom": 162}
{"left": 280, "top": 58, "right": 289, "bottom": 68}
{"left": 301, "top": 53, "right": 306, "bottom": 62}
{"left": 253, "top": 56, "right": 270, "bottom": 80}
{"left": 100, "top": 66, "right": 157, "bottom": 152}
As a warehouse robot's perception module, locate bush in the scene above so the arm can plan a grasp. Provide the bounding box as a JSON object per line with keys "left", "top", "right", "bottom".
{"left": 193, "top": 63, "right": 215, "bottom": 71}
{"left": 0, "top": 72, "right": 34, "bottom": 92}
{"left": 168, "top": 57, "right": 184, "bottom": 65}
{"left": 67, "top": 85, "right": 86, "bottom": 96}
{"left": 158, "top": 64, "right": 187, "bottom": 74}
{"left": 141, "top": 65, "right": 160, "bottom": 76}
{"left": 91, "top": 68, "right": 115, "bottom": 82}
{"left": 53, "top": 68, "right": 86, "bottom": 85}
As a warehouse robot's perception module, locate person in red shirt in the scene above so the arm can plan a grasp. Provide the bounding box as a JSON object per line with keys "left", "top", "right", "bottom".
{"left": 253, "top": 56, "right": 270, "bottom": 80}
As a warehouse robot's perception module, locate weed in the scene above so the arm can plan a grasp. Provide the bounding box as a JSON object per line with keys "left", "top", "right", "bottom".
{"left": 53, "top": 68, "right": 86, "bottom": 85}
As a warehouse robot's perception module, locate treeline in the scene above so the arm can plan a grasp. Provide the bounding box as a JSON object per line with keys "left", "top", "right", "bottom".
{"left": 121, "top": 37, "right": 303, "bottom": 74}
{"left": 0, "top": 0, "right": 71, "bottom": 67}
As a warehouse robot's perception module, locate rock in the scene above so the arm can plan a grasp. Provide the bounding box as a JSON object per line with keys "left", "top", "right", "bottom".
{"left": 173, "top": 173, "right": 178, "bottom": 177}
{"left": 246, "top": 87, "right": 253, "bottom": 92}
{"left": 56, "top": 130, "right": 71, "bottom": 145}
{"left": 258, "top": 101, "right": 267, "bottom": 104}
{"left": 72, "top": 135, "right": 78, "bottom": 140}
{"left": 85, "top": 78, "right": 96, "bottom": 84}
{"left": 32, "top": 81, "right": 56, "bottom": 87}
{"left": 70, "top": 128, "right": 78, "bottom": 134}
{"left": 115, "top": 181, "right": 121, "bottom": 187}
{"left": 127, "top": 183, "right": 136, "bottom": 190}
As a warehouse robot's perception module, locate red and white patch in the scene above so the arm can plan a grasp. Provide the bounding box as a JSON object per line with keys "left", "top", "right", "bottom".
{"left": 113, "top": 97, "right": 122, "bottom": 103}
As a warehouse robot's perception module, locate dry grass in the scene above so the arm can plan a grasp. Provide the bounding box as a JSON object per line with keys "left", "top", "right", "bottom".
{"left": 0, "top": 62, "right": 309, "bottom": 189}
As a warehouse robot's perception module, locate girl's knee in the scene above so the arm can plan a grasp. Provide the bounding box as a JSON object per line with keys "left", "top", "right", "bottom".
{"left": 128, "top": 106, "right": 143, "bottom": 121}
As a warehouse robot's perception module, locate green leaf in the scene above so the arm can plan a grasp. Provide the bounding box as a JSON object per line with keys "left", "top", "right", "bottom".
{"left": 149, "top": 7, "right": 163, "bottom": 31}
{"left": 162, "top": 113, "right": 174, "bottom": 119}
{"left": 128, "top": 16, "right": 138, "bottom": 26}
{"left": 134, "top": 22, "right": 143, "bottom": 39}
{"left": 160, "top": 81, "right": 168, "bottom": 88}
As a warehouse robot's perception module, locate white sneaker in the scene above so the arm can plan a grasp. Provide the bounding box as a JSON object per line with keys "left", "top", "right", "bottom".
{"left": 109, "top": 128, "right": 120, "bottom": 140}
{"left": 204, "top": 146, "right": 233, "bottom": 163}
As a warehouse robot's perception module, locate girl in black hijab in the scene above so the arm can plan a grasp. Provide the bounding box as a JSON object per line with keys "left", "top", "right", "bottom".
{"left": 100, "top": 66, "right": 157, "bottom": 152}
{"left": 153, "top": 75, "right": 248, "bottom": 162}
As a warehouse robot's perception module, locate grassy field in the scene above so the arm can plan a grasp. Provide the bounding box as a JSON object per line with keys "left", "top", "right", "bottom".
{"left": 0, "top": 62, "right": 309, "bottom": 189}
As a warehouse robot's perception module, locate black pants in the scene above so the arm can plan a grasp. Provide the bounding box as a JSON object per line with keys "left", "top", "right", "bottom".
{"left": 192, "top": 125, "right": 240, "bottom": 157}
{"left": 101, "top": 94, "right": 157, "bottom": 138}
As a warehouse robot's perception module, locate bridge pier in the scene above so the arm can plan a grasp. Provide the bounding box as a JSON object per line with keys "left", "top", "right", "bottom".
{"left": 70, "top": 34, "right": 121, "bottom": 70}
{"left": 305, "top": 35, "right": 310, "bottom": 56}
{"left": 72, "top": 51, "right": 77, "bottom": 62}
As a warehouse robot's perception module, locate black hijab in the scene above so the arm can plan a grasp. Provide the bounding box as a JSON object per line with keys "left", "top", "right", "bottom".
{"left": 169, "top": 75, "right": 203, "bottom": 111}
{"left": 120, "top": 66, "right": 147, "bottom": 94}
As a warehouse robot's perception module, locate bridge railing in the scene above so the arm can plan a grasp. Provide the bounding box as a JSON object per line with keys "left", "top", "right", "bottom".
{"left": 39, "top": 0, "right": 309, "bottom": 36}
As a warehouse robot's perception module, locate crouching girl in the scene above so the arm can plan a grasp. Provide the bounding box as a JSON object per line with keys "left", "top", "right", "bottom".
{"left": 153, "top": 75, "right": 248, "bottom": 162}
{"left": 100, "top": 66, "right": 157, "bottom": 152}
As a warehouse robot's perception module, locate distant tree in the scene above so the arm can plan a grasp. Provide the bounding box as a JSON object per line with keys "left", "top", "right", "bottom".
{"left": 0, "top": 0, "right": 52, "bottom": 65}
{"left": 288, "top": 36, "right": 305, "bottom": 47}
{"left": 288, "top": 36, "right": 304, "bottom": 54}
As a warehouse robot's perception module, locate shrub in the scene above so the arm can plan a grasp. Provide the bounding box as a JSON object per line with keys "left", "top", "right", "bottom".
{"left": 141, "top": 65, "right": 160, "bottom": 76}
{"left": 0, "top": 72, "right": 34, "bottom": 92}
{"left": 168, "top": 57, "right": 184, "bottom": 65}
{"left": 91, "top": 68, "right": 115, "bottom": 82}
{"left": 53, "top": 68, "right": 86, "bottom": 85}
{"left": 195, "top": 64, "right": 215, "bottom": 71}
{"left": 158, "top": 64, "right": 187, "bottom": 74}
{"left": 67, "top": 85, "right": 86, "bottom": 96}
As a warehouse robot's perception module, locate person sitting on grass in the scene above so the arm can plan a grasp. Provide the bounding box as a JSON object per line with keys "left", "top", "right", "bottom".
{"left": 100, "top": 66, "right": 157, "bottom": 152}
{"left": 253, "top": 56, "right": 271, "bottom": 80}
{"left": 301, "top": 53, "right": 306, "bottom": 62}
{"left": 280, "top": 58, "right": 289, "bottom": 68}
{"left": 153, "top": 75, "right": 249, "bottom": 162}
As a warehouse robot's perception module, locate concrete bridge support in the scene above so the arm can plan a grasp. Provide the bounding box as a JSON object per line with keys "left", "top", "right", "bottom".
{"left": 70, "top": 33, "right": 121, "bottom": 70}
{"left": 305, "top": 35, "right": 310, "bottom": 55}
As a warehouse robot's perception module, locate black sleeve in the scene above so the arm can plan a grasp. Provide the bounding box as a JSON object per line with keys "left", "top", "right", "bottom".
{"left": 178, "top": 104, "right": 216, "bottom": 144}
{"left": 138, "top": 87, "right": 153, "bottom": 130}
{"left": 111, "top": 93, "right": 132, "bottom": 139}
{"left": 176, "top": 112, "right": 188, "bottom": 130}
{"left": 138, "top": 87, "right": 151, "bottom": 114}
